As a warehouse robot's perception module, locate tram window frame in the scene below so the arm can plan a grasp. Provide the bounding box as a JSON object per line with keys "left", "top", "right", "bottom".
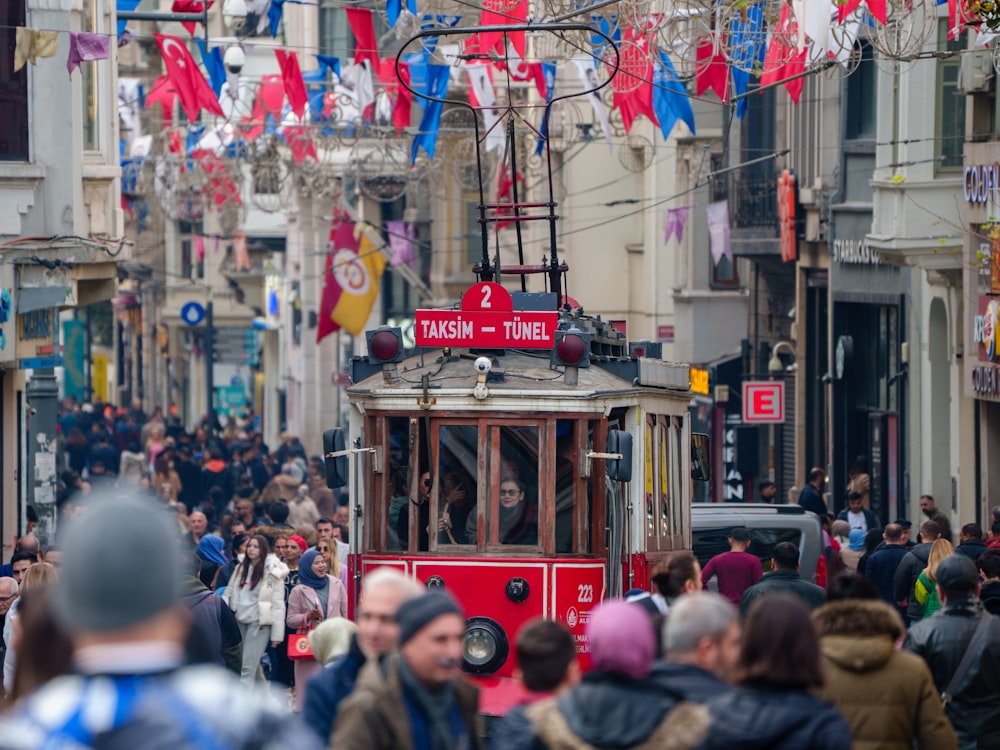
{"left": 485, "top": 421, "right": 548, "bottom": 554}
{"left": 428, "top": 419, "right": 482, "bottom": 552}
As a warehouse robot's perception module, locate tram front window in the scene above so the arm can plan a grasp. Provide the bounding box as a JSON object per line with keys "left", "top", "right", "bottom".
{"left": 484, "top": 425, "right": 539, "bottom": 548}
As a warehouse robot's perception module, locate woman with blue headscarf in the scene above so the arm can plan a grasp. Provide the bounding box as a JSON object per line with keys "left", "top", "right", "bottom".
{"left": 196, "top": 534, "right": 229, "bottom": 590}
{"left": 286, "top": 548, "right": 348, "bottom": 710}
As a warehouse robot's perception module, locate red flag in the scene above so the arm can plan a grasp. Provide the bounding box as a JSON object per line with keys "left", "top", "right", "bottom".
{"left": 155, "top": 34, "right": 223, "bottom": 121}
{"left": 275, "top": 49, "right": 308, "bottom": 118}
{"left": 199, "top": 154, "right": 241, "bottom": 207}
{"left": 317, "top": 250, "right": 341, "bottom": 342}
{"left": 145, "top": 75, "right": 177, "bottom": 126}
{"left": 171, "top": 0, "right": 212, "bottom": 36}
{"left": 241, "top": 75, "right": 285, "bottom": 141}
{"left": 610, "top": 35, "right": 658, "bottom": 134}
{"left": 345, "top": 8, "right": 379, "bottom": 68}
{"left": 695, "top": 37, "right": 729, "bottom": 102}
{"left": 285, "top": 126, "right": 317, "bottom": 164}
{"left": 761, "top": 7, "right": 807, "bottom": 104}
{"left": 479, "top": 0, "right": 528, "bottom": 57}
{"left": 392, "top": 62, "right": 412, "bottom": 130}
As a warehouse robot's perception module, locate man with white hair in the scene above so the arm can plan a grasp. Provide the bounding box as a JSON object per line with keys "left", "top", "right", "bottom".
{"left": 652, "top": 592, "right": 741, "bottom": 703}
{"left": 303, "top": 567, "right": 422, "bottom": 742}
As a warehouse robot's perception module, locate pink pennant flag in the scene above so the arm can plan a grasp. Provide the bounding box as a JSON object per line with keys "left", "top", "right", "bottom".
{"left": 387, "top": 220, "right": 416, "bottom": 268}
{"left": 664, "top": 206, "right": 691, "bottom": 244}
{"left": 706, "top": 201, "right": 732, "bottom": 266}
{"left": 67, "top": 32, "right": 110, "bottom": 77}
{"left": 232, "top": 231, "right": 251, "bottom": 271}
{"left": 195, "top": 235, "right": 206, "bottom": 263}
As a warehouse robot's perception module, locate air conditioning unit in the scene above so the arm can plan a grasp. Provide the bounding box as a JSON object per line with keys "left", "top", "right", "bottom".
{"left": 959, "top": 51, "right": 993, "bottom": 94}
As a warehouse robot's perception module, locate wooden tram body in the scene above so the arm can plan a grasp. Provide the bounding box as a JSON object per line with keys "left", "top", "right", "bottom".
{"left": 333, "top": 303, "right": 701, "bottom": 715}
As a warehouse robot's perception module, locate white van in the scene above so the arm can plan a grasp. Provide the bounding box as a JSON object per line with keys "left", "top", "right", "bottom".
{"left": 691, "top": 503, "right": 824, "bottom": 583}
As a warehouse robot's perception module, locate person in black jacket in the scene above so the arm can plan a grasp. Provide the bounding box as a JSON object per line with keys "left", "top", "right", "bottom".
{"left": 978, "top": 549, "right": 1000, "bottom": 616}
{"left": 894, "top": 520, "right": 942, "bottom": 624}
{"left": 903, "top": 554, "right": 1000, "bottom": 750}
{"left": 739, "top": 542, "right": 826, "bottom": 616}
{"left": 836, "top": 493, "right": 881, "bottom": 534}
{"left": 956, "top": 523, "right": 989, "bottom": 563}
{"left": 865, "top": 523, "right": 910, "bottom": 620}
{"left": 798, "top": 467, "right": 828, "bottom": 518}
{"left": 303, "top": 568, "right": 420, "bottom": 743}
{"left": 699, "top": 593, "right": 852, "bottom": 750}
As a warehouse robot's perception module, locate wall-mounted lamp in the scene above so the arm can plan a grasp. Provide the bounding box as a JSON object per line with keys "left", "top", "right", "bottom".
{"left": 768, "top": 341, "right": 796, "bottom": 376}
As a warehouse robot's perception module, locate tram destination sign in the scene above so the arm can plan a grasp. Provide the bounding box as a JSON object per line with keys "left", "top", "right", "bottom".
{"left": 415, "top": 282, "right": 558, "bottom": 349}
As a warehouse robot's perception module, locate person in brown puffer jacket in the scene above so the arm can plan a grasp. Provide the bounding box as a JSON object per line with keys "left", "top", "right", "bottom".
{"left": 812, "top": 575, "right": 957, "bottom": 750}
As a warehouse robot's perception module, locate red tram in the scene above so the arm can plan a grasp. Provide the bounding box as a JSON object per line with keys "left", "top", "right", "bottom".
{"left": 324, "top": 285, "right": 708, "bottom": 715}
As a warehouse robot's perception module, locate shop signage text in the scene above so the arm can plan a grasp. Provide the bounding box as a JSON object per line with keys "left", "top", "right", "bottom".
{"left": 965, "top": 163, "right": 1000, "bottom": 205}
{"left": 973, "top": 365, "right": 1000, "bottom": 396}
{"left": 831, "top": 238, "right": 881, "bottom": 265}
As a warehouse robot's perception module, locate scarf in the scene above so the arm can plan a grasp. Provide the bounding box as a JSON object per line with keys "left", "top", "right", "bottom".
{"left": 197, "top": 535, "right": 228, "bottom": 566}
{"left": 397, "top": 657, "right": 464, "bottom": 750}
{"left": 298, "top": 550, "right": 329, "bottom": 590}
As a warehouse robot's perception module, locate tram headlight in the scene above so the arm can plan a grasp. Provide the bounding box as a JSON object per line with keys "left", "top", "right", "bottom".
{"left": 461, "top": 617, "right": 509, "bottom": 675}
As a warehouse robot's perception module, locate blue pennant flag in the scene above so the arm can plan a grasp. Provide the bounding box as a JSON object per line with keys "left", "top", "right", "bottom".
{"left": 315, "top": 54, "right": 341, "bottom": 81}
{"left": 186, "top": 125, "right": 205, "bottom": 156}
{"left": 590, "top": 13, "right": 620, "bottom": 64}
{"left": 195, "top": 39, "right": 226, "bottom": 98}
{"left": 410, "top": 64, "right": 451, "bottom": 164}
{"left": 268, "top": 0, "right": 285, "bottom": 37}
{"left": 387, "top": 0, "right": 418, "bottom": 27}
{"left": 728, "top": 3, "right": 765, "bottom": 119}
{"left": 116, "top": 0, "right": 141, "bottom": 37}
{"left": 535, "top": 61, "right": 557, "bottom": 156}
{"left": 653, "top": 50, "right": 696, "bottom": 139}
{"left": 419, "top": 14, "right": 461, "bottom": 55}
{"left": 403, "top": 52, "right": 430, "bottom": 108}
{"left": 301, "top": 67, "right": 328, "bottom": 123}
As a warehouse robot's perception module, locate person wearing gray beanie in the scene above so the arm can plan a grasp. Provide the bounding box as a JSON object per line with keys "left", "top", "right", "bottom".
{"left": 333, "top": 591, "right": 480, "bottom": 750}
{"left": 0, "top": 495, "right": 324, "bottom": 750}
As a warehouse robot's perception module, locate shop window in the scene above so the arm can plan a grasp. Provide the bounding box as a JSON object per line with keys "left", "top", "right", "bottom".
{"left": 0, "top": 1, "right": 29, "bottom": 160}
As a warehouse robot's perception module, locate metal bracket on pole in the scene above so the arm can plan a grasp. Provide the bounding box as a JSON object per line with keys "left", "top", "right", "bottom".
{"left": 117, "top": 5, "right": 211, "bottom": 44}
{"left": 325, "top": 446, "right": 381, "bottom": 473}
{"left": 583, "top": 450, "right": 623, "bottom": 478}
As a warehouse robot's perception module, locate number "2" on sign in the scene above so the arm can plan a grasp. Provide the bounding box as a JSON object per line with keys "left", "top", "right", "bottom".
{"left": 577, "top": 584, "right": 593, "bottom": 603}
{"left": 480, "top": 284, "right": 492, "bottom": 308}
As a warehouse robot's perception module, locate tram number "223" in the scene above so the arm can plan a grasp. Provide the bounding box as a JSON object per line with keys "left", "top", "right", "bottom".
{"left": 576, "top": 584, "right": 594, "bottom": 603}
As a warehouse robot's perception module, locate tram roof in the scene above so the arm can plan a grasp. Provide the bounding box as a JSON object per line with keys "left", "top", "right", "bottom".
{"left": 347, "top": 347, "right": 692, "bottom": 408}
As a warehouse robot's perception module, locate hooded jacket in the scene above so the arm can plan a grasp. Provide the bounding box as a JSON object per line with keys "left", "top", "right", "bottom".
{"left": 699, "top": 685, "right": 851, "bottom": 750}
{"left": 903, "top": 596, "right": 1000, "bottom": 750}
{"left": 893, "top": 542, "right": 933, "bottom": 620}
{"left": 812, "top": 599, "right": 957, "bottom": 750}
{"left": 522, "top": 672, "right": 708, "bottom": 750}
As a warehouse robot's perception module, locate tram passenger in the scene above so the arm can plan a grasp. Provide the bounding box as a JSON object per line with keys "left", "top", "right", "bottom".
{"left": 499, "top": 477, "right": 538, "bottom": 546}
{"left": 397, "top": 471, "right": 432, "bottom": 551}
{"left": 438, "top": 471, "right": 473, "bottom": 545}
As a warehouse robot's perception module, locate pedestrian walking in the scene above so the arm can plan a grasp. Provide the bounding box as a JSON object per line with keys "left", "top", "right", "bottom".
{"left": 812, "top": 575, "right": 957, "bottom": 749}
{"left": 517, "top": 600, "right": 708, "bottom": 750}
{"left": 699, "top": 528, "right": 762, "bottom": 605}
{"left": 904, "top": 554, "right": 1000, "bottom": 750}
{"left": 0, "top": 497, "right": 322, "bottom": 750}
{"left": 894, "top": 519, "right": 942, "bottom": 624}
{"left": 699, "top": 593, "right": 852, "bottom": 750}
{"left": 222, "top": 534, "right": 289, "bottom": 685}
{"left": 914, "top": 538, "right": 955, "bottom": 619}
{"left": 332, "top": 591, "right": 481, "bottom": 750}
{"left": 303, "top": 567, "right": 421, "bottom": 743}
{"left": 739, "top": 542, "right": 826, "bottom": 616}
{"left": 286, "top": 549, "right": 348, "bottom": 710}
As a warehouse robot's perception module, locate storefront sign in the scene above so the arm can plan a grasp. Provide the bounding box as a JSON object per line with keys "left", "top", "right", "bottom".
{"left": 778, "top": 170, "right": 797, "bottom": 263}
{"left": 831, "top": 238, "right": 881, "bottom": 265}
{"left": 965, "top": 163, "right": 1000, "bottom": 204}
{"left": 973, "top": 365, "right": 1000, "bottom": 396}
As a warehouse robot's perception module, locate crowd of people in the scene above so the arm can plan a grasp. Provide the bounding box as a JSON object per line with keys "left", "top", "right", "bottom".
{"left": 0, "top": 406, "right": 998, "bottom": 749}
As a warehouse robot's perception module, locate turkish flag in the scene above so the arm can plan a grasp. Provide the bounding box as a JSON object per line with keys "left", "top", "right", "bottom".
{"left": 145, "top": 75, "right": 177, "bottom": 126}
{"left": 610, "top": 35, "right": 659, "bottom": 133}
{"left": 171, "top": 0, "right": 212, "bottom": 36}
{"left": 275, "top": 49, "right": 308, "bottom": 118}
{"left": 155, "top": 34, "right": 224, "bottom": 122}
{"left": 241, "top": 75, "right": 284, "bottom": 141}
{"left": 479, "top": 0, "right": 527, "bottom": 57}
{"left": 378, "top": 58, "right": 412, "bottom": 130}
{"left": 761, "top": 7, "right": 807, "bottom": 104}
{"left": 345, "top": 8, "right": 379, "bottom": 68}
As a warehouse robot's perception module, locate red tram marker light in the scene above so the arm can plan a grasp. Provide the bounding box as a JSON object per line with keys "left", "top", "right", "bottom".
{"left": 367, "top": 326, "right": 404, "bottom": 364}
{"left": 553, "top": 328, "right": 591, "bottom": 368}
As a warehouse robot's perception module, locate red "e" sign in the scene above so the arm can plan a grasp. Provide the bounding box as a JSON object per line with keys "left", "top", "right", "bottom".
{"left": 742, "top": 382, "right": 785, "bottom": 423}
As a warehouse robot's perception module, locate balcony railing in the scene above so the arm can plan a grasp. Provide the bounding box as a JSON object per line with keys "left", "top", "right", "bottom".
{"left": 728, "top": 174, "right": 778, "bottom": 232}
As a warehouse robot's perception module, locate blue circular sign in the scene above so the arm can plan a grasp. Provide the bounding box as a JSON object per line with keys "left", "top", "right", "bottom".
{"left": 181, "top": 301, "right": 205, "bottom": 326}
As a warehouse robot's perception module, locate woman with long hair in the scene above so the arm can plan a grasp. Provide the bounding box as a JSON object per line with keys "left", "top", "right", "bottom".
{"left": 914, "top": 539, "right": 956, "bottom": 619}
{"left": 700, "top": 593, "right": 852, "bottom": 750}
{"left": 222, "top": 534, "right": 289, "bottom": 684}
{"left": 650, "top": 552, "right": 702, "bottom": 613}
{"left": 314, "top": 539, "right": 349, "bottom": 591}
{"left": 2, "top": 562, "right": 59, "bottom": 695}
{"left": 847, "top": 456, "right": 872, "bottom": 510}
{"left": 7, "top": 585, "right": 73, "bottom": 705}
{"left": 285, "top": 549, "right": 348, "bottom": 710}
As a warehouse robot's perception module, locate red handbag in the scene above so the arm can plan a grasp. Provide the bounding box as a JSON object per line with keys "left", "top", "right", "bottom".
{"left": 287, "top": 614, "right": 314, "bottom": 661}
